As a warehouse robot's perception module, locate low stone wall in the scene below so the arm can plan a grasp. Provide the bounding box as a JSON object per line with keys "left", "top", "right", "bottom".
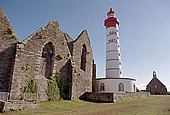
{"left": 113, "top": 92, "right": 150, "bottom": 102}
{"left": 84, "top": 92, "right": 150, "bottom": 103}
{"left": 0, "top": 93, "right": 39, "bottom": 112}
{"left": 83, "top": 92, "right": 114, "bottom": 102}
{"left": 3, "top": 101, "right": 38, "bottom": 112}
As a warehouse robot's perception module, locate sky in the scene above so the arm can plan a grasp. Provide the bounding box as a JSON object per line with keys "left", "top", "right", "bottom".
{"left": 1, "top": 0, "right": 170, "bottom": 91}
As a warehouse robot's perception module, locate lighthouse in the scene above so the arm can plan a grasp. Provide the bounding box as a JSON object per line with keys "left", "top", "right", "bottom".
{"left": 96, "top": 8, "right": 136, "bottom": 93}
{"left": 104, "top": 8, "right": 122, "bottom": 78}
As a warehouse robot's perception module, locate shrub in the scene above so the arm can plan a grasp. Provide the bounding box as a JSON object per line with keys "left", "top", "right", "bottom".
{"left": 7, "top": 28, "right": 14, "bottom": 34}
{"left": 56, "top": 54, "right": 65, "bottom": 60}
{"left": 46, "top": 76, "right": 60, "bottom": 101}
{"left": 39, "top": 35, "right": 46, "bottom": 39}
{"left": 55, "top": 70, "right": 61, "bottom": 78}
{"left": 58, "top": 79, "right": 69, "bottom": 99}
{"left": 54, "top": 70, "right": 69, "bottom": 99}
{"left": 21, "top": 64, "right": 30, "bottom": 71}
{"left": 12, "top": 35, "right": 18, "bottom": 40}
{"left": 22, "top": 79, "right": 38, "bottom": 93}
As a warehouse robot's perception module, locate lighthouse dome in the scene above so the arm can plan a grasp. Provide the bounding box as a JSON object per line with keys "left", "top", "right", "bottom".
{"left": 107, "top": 8, "right": 115, "bottom": 17}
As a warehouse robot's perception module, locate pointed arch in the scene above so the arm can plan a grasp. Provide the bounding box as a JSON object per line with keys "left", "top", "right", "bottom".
{"left": 100, "top": 83, "right": 105, "bottom": 91}
{"left": 41, "top": 41, "right": 55, "bottom": 78}
{"left": 118, "top": 83, "right": 124, "bottom": 92}
{"left": 80, "top": 44, "right": 87, "bottom": 71}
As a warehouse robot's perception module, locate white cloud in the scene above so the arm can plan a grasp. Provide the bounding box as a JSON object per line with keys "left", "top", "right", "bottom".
{"left": 137, "top": 84, "right": 147, "bottom": 90}
{"left": 167, "top": 86, "right": 170, "bottom": 92}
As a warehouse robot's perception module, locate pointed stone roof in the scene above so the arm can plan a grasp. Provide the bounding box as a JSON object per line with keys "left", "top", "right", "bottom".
{"left": 147, "top": 71, "right": 166, "bottom": 87}
{"left": 22, "top": 20, "right": 61, "bottom": 44}
{"left": 0, "top": 5, "right": 18, "bottom": 46}
{"left": 0, "top": 6, "right": 10, "bottom": 26}
{"left": 74, "top": 30, "right": 91, "bottom": 44}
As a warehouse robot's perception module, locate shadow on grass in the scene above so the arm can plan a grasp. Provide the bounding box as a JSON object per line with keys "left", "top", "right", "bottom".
{"left": 79, "top": 93, "right": 113, "bottom": 103}
{"left": 80, "top": 98, "right": 113, "bottom": 103}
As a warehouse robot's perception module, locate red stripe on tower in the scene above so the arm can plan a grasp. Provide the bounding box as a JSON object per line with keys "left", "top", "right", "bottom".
{"left": 104, "top": 8, "right": 119, "bottom": 28}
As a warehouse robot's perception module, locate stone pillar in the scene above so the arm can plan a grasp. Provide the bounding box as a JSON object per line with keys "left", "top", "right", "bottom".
{"left": 92, "top": 59, "right": 96, "bottom": 92}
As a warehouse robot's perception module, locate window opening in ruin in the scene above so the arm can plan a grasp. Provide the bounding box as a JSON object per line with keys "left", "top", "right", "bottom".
{"left": 80, "top": 44, "right": 87, "bottom": 71}
{"left": 134, "top": 84, "right": 136, "bottom": 92}
{"left": 118, "top": 83, "right": 124, "bottom": 92}
{"left": 41, "top": 42, "right": 54, "bottom": 78}
{"left": 100, "top": 83, "right": 105, "bottom": 91}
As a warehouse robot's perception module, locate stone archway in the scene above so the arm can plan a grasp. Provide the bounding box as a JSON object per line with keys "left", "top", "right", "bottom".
{"left": 80, "top": 44, "right": 87, "bottom": 71}
{"left": 39, "top": 41, "right": 55, "bottom": 101}
{"left": 41, "top": 42, "right": 55, "bottom": 78}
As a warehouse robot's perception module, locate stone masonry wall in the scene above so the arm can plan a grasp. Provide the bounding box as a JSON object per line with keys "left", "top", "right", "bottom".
{"left": 0, "top": 6, "right": 18, "bottom": 93}
{"left": 113, "top": 92, "right": 150, "bottom": 102}
{"left": 10, "top": 20, "right": 72, "bottom": 101}
{"left": 146, "top": 76, "right": 167, "bottom": 95}
{"left": 0, "top": 5, "right": 95, "bottom": 102}
{"left": 92, "top": 60, "right": 96, "bottom": 92}
{"left": 84, "top": 92, "right": 114, "bottom": 102}
{"left": 84, "top": 92, "right": 150, "bottom": 103}
{"left": 4, "top": 101, "right": 38, "bottom": 112}
{"left": 71, "top": 30, "right": 93, "bottom": 99}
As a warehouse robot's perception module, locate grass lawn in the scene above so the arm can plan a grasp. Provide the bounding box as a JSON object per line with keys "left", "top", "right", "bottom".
{"left": 2, "top": 95, "right": 170, "bottom": 115}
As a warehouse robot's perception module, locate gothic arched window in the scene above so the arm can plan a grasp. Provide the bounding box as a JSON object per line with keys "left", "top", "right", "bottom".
{"left": 118, "top": 83, "right": 124, "bottom": 92}
{"left": 41, "top": 42, "right": 54, "bottom": 78}
{"left": 100, "top": 83, "right": 105, "bottom": 91}
{"left": 80, "top": 44, "right": 87, "bottom": 71}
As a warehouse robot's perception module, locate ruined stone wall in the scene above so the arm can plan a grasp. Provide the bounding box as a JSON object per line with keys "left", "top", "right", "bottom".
{"left": 0, "top": 5, "right": 95, "bottom": 101}
{"left": 0, "top": 6, "right": 18, "bottom": 93}
{"left": 92, "top": 60, "right": 96, "bottom": 92}
{"left": 10, "top": 21, "right": 72, "bottom": 101}
{"left": 71, "top": 30, "right": 93, "bottom": 99}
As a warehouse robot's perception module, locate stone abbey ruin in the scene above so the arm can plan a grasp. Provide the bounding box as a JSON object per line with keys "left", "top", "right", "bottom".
{"left": 0, "top": 5, "right": 96, "bottom": 104}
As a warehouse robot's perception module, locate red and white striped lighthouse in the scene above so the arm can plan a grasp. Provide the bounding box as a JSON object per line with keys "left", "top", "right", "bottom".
{"left": 104, "top": 8, "right": 122, "bottom": 78}
{"left": 96, "top": 8, "right": 136, "bottom": 93}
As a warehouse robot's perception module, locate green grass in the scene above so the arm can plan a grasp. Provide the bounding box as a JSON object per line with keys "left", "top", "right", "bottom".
{"left": 2, "top": 95, "right": 170, "bottom": 115}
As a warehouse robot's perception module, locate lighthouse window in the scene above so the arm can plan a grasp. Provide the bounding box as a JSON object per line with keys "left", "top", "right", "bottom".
{"left": 118, "top": 83, "right": 124, "bottom": 92}
{"left": 100, "top": 83, "right": 105, "bottom": 91}
{"left": 120, "top": 71, "right": 122, "bottom": 74}
{"left": 80, "top": 44, "right": 87, "bottom": 71}
{"left": 119, "top": 62, "right": 121, "bottom": 65}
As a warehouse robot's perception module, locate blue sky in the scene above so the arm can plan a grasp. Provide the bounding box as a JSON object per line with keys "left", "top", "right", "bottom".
{"left": 1, "top": 0, "right": 170, "bottom": 91}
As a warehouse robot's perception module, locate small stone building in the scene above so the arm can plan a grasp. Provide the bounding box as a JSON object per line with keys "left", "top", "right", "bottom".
{"left": 0, "top": 6, "right": 96, "bottom": 101}
{"left": 146, "top": 71, "right": 167, "bottom": 95}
